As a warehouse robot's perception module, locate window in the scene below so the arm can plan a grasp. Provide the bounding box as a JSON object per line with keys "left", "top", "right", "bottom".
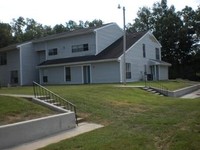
{"left": 72, "top": 44, "right": 89, "bottom": 53}
{"left": 0, "top": 53, "right": 7, "bottom": 65}
{"left": 143, "top": 44, "right": 146, "bottom": 58}
{"left": 48, "top": 48, "right": 57, "bottom": 56}
{"left": 126, "top": 63, "right": 131, "bottom": 79}
{"left": 155, "top": 48, "right": 160, "bottom": 60}
{"left": 65, "top": 67, "right": 71, "bottom": 81}
{"left": 43, "top": 76, "right": 48, "bottom": 83}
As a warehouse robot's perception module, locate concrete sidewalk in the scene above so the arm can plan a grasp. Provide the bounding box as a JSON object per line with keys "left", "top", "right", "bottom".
{"left": 8, "top": 122, "right": 104, "bottom": 150}
{"left": 181, "top": 89, "right": 200, "bottom": 99}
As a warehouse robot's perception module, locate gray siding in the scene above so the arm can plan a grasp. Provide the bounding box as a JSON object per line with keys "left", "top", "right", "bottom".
{"left": 159, "top": 66, "right": 169, "bottom": 80}
{"left": 92, "top": 61, "right": 120, "bottom": 83}
{"left": 121, "top": 32, "right": 164, "bottom": 82}
{"left": 34, "top": 33, "right": 96, "bottom": 61}
{"left": 40, "top": 67, "right": 64, "bottom": 84}
{"left": 0, "top": 49, "right": 20, "bottom": 86}
{"left": 20, "top": 43, "right": 39, "bottom": 85}
{"left": 95, "top": 23, "right": 123, "bottom": 54}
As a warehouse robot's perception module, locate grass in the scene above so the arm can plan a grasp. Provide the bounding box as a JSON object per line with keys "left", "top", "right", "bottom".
{"left": 0, "top": 80, "right": 200, "bottom": 149}
{"left": 0, "top": 96, "right": 57, "bottom": 125}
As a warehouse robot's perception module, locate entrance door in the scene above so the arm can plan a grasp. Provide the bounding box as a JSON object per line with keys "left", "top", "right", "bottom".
{"left": 83, "top": 66, "right": 90, "bottom": 84}
{"left": 10, "top": 70, "right": 18, "bottom": 84}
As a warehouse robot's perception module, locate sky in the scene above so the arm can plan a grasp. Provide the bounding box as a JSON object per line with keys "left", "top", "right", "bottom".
{"left": 0, "top": 0, "right": 199, "bottom": 28}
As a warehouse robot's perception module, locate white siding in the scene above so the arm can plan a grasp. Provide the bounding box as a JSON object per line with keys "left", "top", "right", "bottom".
{"left": 95, "top": 23, "right": 123, "bottom": 55}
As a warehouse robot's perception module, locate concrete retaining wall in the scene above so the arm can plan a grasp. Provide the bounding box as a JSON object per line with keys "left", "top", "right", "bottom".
{"left": 150, "top": 84, "right": 200, "bottom": 97}
{"left": 167, "top": 84, "right": 200, "bottom": 97}
{"left": 0, "top": 112, "right": 76, "bottom": 149}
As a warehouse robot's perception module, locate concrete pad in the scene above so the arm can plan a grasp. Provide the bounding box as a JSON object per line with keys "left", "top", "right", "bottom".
{"left": 8, "top": 122, "right": 104, "bottom": 150}
{"left": 181, "top": 89, "right": 200, "bottom": 99}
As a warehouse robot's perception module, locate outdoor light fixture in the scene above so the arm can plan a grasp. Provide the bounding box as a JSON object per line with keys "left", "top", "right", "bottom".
{"left": 118, "top": 4, "right": 126, "bottom": 85}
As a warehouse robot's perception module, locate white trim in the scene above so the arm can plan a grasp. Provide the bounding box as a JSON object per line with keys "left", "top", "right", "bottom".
{"left": 94, "top": 23, "right": 120, "bottom": 32}
{"left": 37, "top": 58, "right": 118, "bottom": 68}
{"left": 147, "top": 31, "right": 162, "bottom": 47}
{"left": 119, "top": 32, "right": 148, "bottom": 60}
{"left": 81, "top": 66, "right": 84, "bottom": 84}
{"left": 19, "top": 49, "right": 23, "bottom": 86}
{"left": 82, "top": 65, "right": 92, "bottom": 84}
{"left": 17, "top": 42, "right": 32, "bottom": 48}
{"left": 119, "top": 31, "right": 162, "bottom": 60}
{"left": 63, "top": 66, "right": 66, "bottom": 83}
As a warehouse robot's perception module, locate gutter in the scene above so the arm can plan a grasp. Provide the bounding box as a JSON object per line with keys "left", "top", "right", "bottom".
{"left": 37, "top": 58, "right": 119, "bottom": 68}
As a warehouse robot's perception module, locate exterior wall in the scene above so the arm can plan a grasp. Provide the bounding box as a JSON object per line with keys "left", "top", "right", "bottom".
{"left": 120, "top": 32, "right": 165, "bottom": 82}
{"left": 91, "top": 61, "right": 120, "bottom": 83}
{"left": 159, "top": 66, "right": 169, "bottom": 80}
{"left": 34, "top": 33, "right": 96, "bottom": 61}
{"left": 39, "top": 61, "right": 120, "bottom": 85}
{"left": 20, "top": 43, "right": 39, "bottom": 85}
{"left": 95, "top": 23, "right": 123, "bottom": 54}
{"left": 0, "top": 49, "right": 20, "bottom": 86}
{"left": 40, "top": 66, "right": 65, "bottom": 84}
{"left": 40, "top": 66, "right": 83, "bottom": 85}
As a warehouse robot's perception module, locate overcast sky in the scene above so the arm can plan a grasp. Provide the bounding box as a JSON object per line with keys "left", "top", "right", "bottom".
{"left": 0, "top": 0, "right": 199, "bottom": 28}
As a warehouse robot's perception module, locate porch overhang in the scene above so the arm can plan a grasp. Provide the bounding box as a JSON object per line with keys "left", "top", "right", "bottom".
{"left": 149, "top": 59, "right": 171, "bottom": 66}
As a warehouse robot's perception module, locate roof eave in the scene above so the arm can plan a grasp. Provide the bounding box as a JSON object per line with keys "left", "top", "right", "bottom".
{"left": 37, "top": 58, "right": 119, "bottom": 68}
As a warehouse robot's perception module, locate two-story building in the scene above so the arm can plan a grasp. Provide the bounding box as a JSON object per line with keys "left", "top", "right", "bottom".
{"left": 0, "top": 23, "right": 171, "bottom": 86}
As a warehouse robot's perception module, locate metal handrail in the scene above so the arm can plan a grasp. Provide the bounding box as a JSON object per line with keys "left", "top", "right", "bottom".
{"left": 33, "top": 81, "right": 78, "bottom": 124}
{"left": 146, "top": 81, "right": 169, "bottom": 96}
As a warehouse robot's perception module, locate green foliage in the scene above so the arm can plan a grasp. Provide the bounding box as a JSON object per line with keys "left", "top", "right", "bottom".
{"left": 0, "top": 22, "right": 13, "bottom": 48}
{"left": 0, "top": 82, "right": 199, "bottom": 149}
{"left": 34, "top": 84, "right": 199, "bottom": 150}
{"left": 0, "top": 96, "right": 56, "bottom": 125}
{"left": 129, "top": 1, "right": 200, "bottom": 80}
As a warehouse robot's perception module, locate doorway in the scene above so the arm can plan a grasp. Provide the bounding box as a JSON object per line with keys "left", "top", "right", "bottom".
{"left": 83, "top": 66, "right": 90, "bottom": 84}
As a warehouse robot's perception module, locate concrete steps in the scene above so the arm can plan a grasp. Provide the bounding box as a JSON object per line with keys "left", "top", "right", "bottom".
{"left": 142, "top": 87, "right": 165, "bottom": 96}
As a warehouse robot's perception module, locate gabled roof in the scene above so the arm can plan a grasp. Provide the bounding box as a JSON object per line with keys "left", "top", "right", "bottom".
{"left": 39, "top": 31, "right": 148, "bottom": 67}
{"left": 0, "top": 43, "right": 18, "bottom": 52}
{"left": 149, "top": 59, "right": 171, "bottom": 66}
{"left": 33, "top": 23, "right": 113, "bottom": 43}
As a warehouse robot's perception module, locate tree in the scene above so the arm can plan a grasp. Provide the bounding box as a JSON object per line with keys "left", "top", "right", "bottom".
{"left": 53, "top": 24, "right": 66, "bottom": 33}
{"left": 0, "top": 22, "right": 13, "bottom": 48}
{"left": 129, "top": 0, "right": 200, "bottom": 79}
{"left": 11, "top": 16, "right": 26, "bottom": 42}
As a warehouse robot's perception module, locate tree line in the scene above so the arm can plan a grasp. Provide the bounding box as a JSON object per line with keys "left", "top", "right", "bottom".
{"left": 0, "top": 18, "right": 103, "bottom": 47}
{"left": 128, "top": 0, "right": 200, "bottom": 80}
{"left": 0, "top": 0, "right": 200, "bottom": 80}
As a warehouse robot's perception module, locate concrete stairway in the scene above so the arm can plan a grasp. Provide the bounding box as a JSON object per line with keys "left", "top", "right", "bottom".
{"left": 142, "top": 87, "right": 165, "bottom": 96}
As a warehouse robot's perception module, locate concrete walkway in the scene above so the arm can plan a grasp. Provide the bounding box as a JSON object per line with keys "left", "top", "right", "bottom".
{"left": 181, "top": 89, "right": 200, "bottom": 99}
{"left": 0, "top": 94, "right": 34, "bottom": 98}
{"left": 8, "top": 122, "right": 104, "bottom": 150}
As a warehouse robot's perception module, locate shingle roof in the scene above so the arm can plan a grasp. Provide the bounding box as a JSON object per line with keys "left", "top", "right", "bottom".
{"left": 0, "top": 43, "right": 18, "bottom": 52}
{"left": 33, "top": 23, "right": 112, "bottom": 43}
{"left": 149, "top": 59, "right": 171, "bottom": 66}
{"left": 39, "top": 31, "right": 148, "bottom": 67}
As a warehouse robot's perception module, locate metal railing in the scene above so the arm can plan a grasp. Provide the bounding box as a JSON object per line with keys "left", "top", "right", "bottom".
{"left": 145, "top": 81, "right": 169, "bottom": 96}
{"left": 33, "top": 81, "right": 78, "bottom": 124}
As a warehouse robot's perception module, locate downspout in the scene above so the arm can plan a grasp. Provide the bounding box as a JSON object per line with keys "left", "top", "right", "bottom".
{"left": 18, "top": 47, "right": 23, "bottom": 86}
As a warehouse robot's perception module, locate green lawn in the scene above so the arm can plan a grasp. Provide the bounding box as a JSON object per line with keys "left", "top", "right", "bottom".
{"left": 0, "top": 81, "right": 200, "bottom": 149}
{"left": 0, "top": 96, "right": 57, "bottom": 125}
